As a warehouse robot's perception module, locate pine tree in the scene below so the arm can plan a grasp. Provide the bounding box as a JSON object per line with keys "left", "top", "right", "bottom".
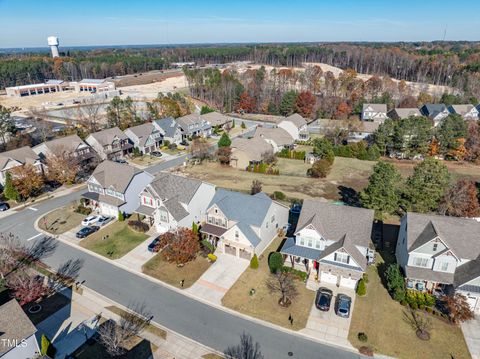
{"left": 3, "top": 172, "right": 19, "bottom": 202}
{"left": 218, "top": 132, "right": 232, "bottom": 148}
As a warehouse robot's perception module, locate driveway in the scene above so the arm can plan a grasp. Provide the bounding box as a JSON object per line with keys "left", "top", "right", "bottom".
{"left": 300, "top": 283, "right": 355, "bottom": 349}
{"left": 186, "top": 253, "right": 249, "bottom": 305}
{"left": 115, "top": 234, "right": 158, "bottom": 272}
{"left": 462, "top": 315, "right": 480, "bottom": 359}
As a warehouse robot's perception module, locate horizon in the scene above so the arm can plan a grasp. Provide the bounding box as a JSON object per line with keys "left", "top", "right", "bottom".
{"left": 1, "top": 0, "right": 480, "bottom": 48}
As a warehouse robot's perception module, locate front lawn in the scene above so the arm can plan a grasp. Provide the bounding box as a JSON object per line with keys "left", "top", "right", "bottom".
{"left": 129, "top": 155, "right": 163, "bottom": 167}
{"left": 38, "top": 204, "right": 85, "bottom": 234}
{"left": 80, "top": 221, "right": 148, "bottom": 259}
{"left": 348, "top": 256, "right": 470, "bottom": 359}
{"left": 222, "top": 237, "right": 315, "bottom": 331}
{"left": 142, "top": 252, "right": 211, "bottom": 289}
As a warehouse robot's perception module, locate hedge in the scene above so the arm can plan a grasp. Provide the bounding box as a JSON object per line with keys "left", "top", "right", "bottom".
{"left": 247, "top": 163, "right": 279, "bottom": 175}
{"left": 281, "top": 266, "right": 307, "bottom": 281}
{"left": 277, "top": 148, "right": 306, "bottom": 160}
{"left": 405, "top": 289, "right": 435, "bottom": 309}
{"left": 127, "top": 220, "right": 149, "bottom": 233}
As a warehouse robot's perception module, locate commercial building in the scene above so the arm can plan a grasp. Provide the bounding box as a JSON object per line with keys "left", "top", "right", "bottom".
{"left": 5, "top": 80, "right": 69, "bottom": 97}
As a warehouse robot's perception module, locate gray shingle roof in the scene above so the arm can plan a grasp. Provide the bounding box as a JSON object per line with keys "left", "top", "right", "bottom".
{"left": 283, "top": 113, "right": 307, "bottom": 128}
{"left": 176, "top": 114, "right": 211, "bottom": 133}
{"left": 405, "top": 265, "right": 455, "bottom": 284}
{"left": 281, "top": 237, "right": 322, "bottom": 260}
{"left": 125, "top": 123, "right": 156, "bottom": 147}
{"left": 0, "top": 300, "right": 37, "bottom": 356}
{"left": 34, "top": 134, "right": 86, "bottom": 155}
{"left": 163, "top": 197, "right": 190, "bottom": 221}
{"left": 454, "top": 258, "right": 480, "bottom": 288}
{"left": 448, "top": 104, "right": 475, "bottom": 116}
{"left": 88, "top": 127, "right": 128, "bottom": 146}
{"left": 388, "top": 108, "right": 422, "bottom": 120}
{"left": 149, "top": 173, "right": 202, "bottom": 204}
{"left": 0, "top": 146, "right": 40, "bottom": 170}
{"left": 420, "top": 104, "right": 447, "bottom": 118}
{"left": 254, "top": 127, "right": 294, "bottom": 147}
{"left": 200, "top": 112, "right": 231, "bottom": 127}
{"left": 154, "top": 117, "right": 179, "bottom": 138}
{"left": 231, "top": 137, "right": 274, "bottom": 161}
{"left": 362, "top": 103, "right": 387, "bottom": 113}
{"left": 90, "top": 160, "right": 141, "bottom": 193}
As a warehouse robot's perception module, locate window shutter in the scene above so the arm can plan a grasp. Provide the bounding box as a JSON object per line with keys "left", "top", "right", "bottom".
{"left": 346, "top": 256, "right": 350, "bottom": 264}
{"left": 334, "top": 253, "right": 337, "bottom": 261}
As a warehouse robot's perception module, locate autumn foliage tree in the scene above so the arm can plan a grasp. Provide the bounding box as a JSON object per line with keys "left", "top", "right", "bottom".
{"left": 295, "top": 91, "right": 316, "bottom": 118}
{"left": 442, "top": 294, "right": 475, "bottom": 324}
{"left": 439, "top": 179, "right": 480, "bottom": 218}
{"left": 236, "top": 91, "right": 256, "bottom": 113}
{"left": 8, "top": 274, "right": 49, "bottom": 306}
{"left": 46, "top": 146, "right": 80, "bottom": 185}
{"left": 9, "top": 164, "right": 45, "bottom": 199}
{"left": 157, "top": 228, "right": 200, "bottom": 264}
{"left": 335, "top": 102, "right": 352, "bottom": 119}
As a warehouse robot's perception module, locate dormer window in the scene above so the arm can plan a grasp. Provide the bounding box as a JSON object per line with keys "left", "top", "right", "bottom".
{"left": 433, "top": 243, "right": 438, "bottom": 252}
{"left": 334, "top": 252, "right": 349, "bottom": 264}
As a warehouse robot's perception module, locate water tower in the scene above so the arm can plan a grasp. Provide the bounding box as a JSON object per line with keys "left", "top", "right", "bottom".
{"left": 47, "top": 36, "right": 60, "bottom": 58}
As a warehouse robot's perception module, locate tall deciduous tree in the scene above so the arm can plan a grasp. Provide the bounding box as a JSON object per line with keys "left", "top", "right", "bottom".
{"left": 404, "top": 158, "right": 450, "bottom": 213}
{"left": 224, "top": 333, "right": 264, "bottom": 359}
{"left": 236, "top": 92, "right": 256, "bottom": 113}
{"left": 360, "top": 162, "right": 403, "bottom": 218}
{"left": 295, "top": 91, "right": 316, "bottom": 118}
{"left": 158, "top": 228, "right": 199, "bottom": 264}
{"left": 45, "top": 146, "right": 80, "bottom": 185}
{"left": 442, "top": 294, "right": 474, "bottom": 324}
{"left": 266, "top": 272, "right": 298, "bottom": 307}
{"left": 438, "top": 179, "right": 480, "bottom": 218}
{"left": 10, "top": 164, "right": 45, "bottom": 199}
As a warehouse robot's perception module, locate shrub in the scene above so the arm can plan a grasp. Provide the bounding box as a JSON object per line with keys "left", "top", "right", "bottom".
{"left": 268, "top": 252, "right": 284, "bottom": 274}
{"left": 192, "top": 222, "right": 199, "bottom": 234}
{"left": 356, "top": 279, "right": 367, "bottom": 296}
{"left": 128, "top": 220, "right": 149, "bottom": 233}
{"left": 359, "top": 346, "right": 374, "bottom": 357}
{"left": 163, "top": 140, "right": 171, "bottom": 147}
{"left": 385, "top": 264, "right": 406, "bottom": 302}
{"left": 40, "top": 334, "right": 56, "bottom": 357}
{"left": 241, "top": 121, "right": 246, "bottom": 129}
{"left": 201, "top": 239, "right": 215, "bottom": 253}
{"left": 272, "top": 191, "right": 286, "bottom": 201}
{"left": 419, "top": 304, "right": 425, "bottom": 310}
{"left": 250, "top": 254, "right": 259, "bottom": 269}
{"left": 363, "top": 273, "right": 369, "bottom": 283}
{"left": 133, "top": 147, "right": 141, "bottom": 157}
{"left": 400, "top": 300, "right": 408, "bottom": 306}
{"left": 207, "top": 253, "right": 217, "bottom": 262}
{"left": 410, "top": 302, "right": 418, "bottom": 310}
{"left": 426, "top": 307, "right": 433, "bottom": 314}
{"left": 168, "top": 143, "right": 177, "bottom": 150}
{"left": 281, "top": 266, "right": 307, "bottom": 281}
{"left": 358, "top": 332, "right": 368, "bottom": 342}
{"left": 307, "top": 159, "right": 332, "bottom": 178}
{"left": 118, "top": 211, "right": 125, "bottom": 222}
{"left": 74, "top": 205, "right": 92, "bottom": 215}
{"left": 277, "top": 148, "right": 306, "bottom": 160}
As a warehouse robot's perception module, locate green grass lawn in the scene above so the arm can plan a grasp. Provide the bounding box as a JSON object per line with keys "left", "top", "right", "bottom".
{"left": 142, "top": 253, "right": 211, "bottom": 289}
{"left": 79, "top": 221, "right": 148, "bottom": 259}
{"left": 38, "top": 205, "right": 85, "bottom": 234}
{"left": 129, "top": 155, "right": 163, "bottom": 166}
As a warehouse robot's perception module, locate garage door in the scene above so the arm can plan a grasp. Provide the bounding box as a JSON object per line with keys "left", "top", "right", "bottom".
{"left": 340, "top": 276, "right": 358, "bottom": 289}
{"left": 239, "top": 248, "right": 252, "bottom": 260}
{"left": 224, "top": 244, "right": 237, "bottom": 256}
{"left": 100, "top": 203, "right": 118, "bottom": 217}
{"left": 467, "top": 296, "right": 479, "bottom": 312}
{"left": 321, "top": 271, "right": 338, "bottom": 285}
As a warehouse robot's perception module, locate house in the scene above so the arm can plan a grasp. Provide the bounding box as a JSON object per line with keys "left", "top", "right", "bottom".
{"left": 348, "top": 121, "right": 380, "bottom": 143}
{"left": 200, "top": 111, "right": 233, "bottom": 128}
{"left": 0, "top": 146, "right": 43, "bottom": 186}
{"left": 254, "top": 127, "right": 294, "bottom": 153}
{"left": 85, "top": 127, "right": 133, "bottom": 161}
{"left": 280, "top": 200, "right": 374, "bottom": 289}
{"left": 277, "top": 113, "right": 309, "bottom": 141}
{"left": 136, "top": 173, "right": 216, "bottom": 232}
{"left": 420, "top": 104, "right": 449, "bottom": 126}
{"left": 387, "top": 108, "right": 422, "bottom": 120}
{"left": 0, "top": 300, "right": 40, "bottom": 359}
{"left": 176, "top": 114, "right": 212, "bottom": 140}
{"left": 153, "top": 117, "right": 182, "bottom": 145}
{"left": 124, "top": 123, "right": 162, "bottom": 155}
{"left": 396, "top": 212, "right": 480, "bottom": 313}
{"left": 200, "top": 189, "right": 289, "bottom": 260}
{"left": 82, "top": 160, "right": 153, "bottom": 217}
{"left": 230, "top": 137, "right": 274, "bottom": 169}
{"left": 361, "top": 104, "right": 388, "bottom": 122}
{"left": 447, "top": 104, "right": 479, "bottom": 120}
{"left": 32, "top": 134, "right": 96, "bottom": 170}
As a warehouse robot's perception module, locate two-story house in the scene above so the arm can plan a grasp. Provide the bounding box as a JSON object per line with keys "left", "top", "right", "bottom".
{"left": 82, "top": 160, "right": 153, "bottom": 217}
{"left": 200, "top": 111, "right": 233, "bottom": 129}
{"left": 280, "top": 199, "right": 374, "bottom": 289}
{"left": 278, "top": 113, "right": 309, "bottom": 141}
{"left": 361, "top": 104, "right": 388, "bottom": 122}
{"left": 254, "top": 127, "right": 294, "bottom": 153}
{"left": 176, "top": 114, "right": 212, "bottom": 140}
{"left": 153, "top": 117, "right": 182, "bottom": 145}
{"left": 136, "top": 173, "right": 215, "bottom": 233}
{"left": 420, "top": 104, "right": 450, "bottom": 126}
{"left": 387, "top": 108, "right": 422, "bottom": 120}
{"left": 124, "top": 123, "right": 162, "bottom": 155}
{"left": 85, "top": 127, "right": 133, "bottom": 161}
{"left": 447, "top": 104, "right": 479, "bottom": 121}
{"left": 0, "top": 146, "right": 44, "bottom": 186}
{"left": 32, "top": 134, "right": 96, "bottom": 171}
{"left": 396, "top": 212, "right": 480, "bottom": 313}
{"left": 200, "top": 189, "right": 289, "bottom": 260}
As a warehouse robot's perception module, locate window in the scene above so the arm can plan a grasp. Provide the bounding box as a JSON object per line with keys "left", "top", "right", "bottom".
{"left": 160, "top": 210, "right": 168, "bottom": 222}
{"left": 307, "top": 239, "right": 313, "bottom": 248}
{"left": 433, "top": 243, "right": 438, "bottom": 252}
{"left": 299, "top": 238, "right": 305, "bottom": 246}
{"left": 413, "top": 257, "right": 429, "bottom": 267}
{"left": 335, "top": 252, "right": 349, "bottom": 264}
{"left": 315, "top": 240, "right": 321, "bottom": 249}
{"left": 235, "top": 231, "right": 239, "bottom": 240}
{"left": 439, "top": 261, "right": 449, "bottom": 271}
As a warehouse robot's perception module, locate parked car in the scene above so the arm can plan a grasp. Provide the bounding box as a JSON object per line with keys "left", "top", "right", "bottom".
{"left": 0, "top": 202, "right": 10, "bottom": 211}
{"left": 150, "top": 151, "right": 162, "bottom": 158}
{"left": 81, "top": 215, "right": 101, "bottom": 226}
{"left": 180, "top": 140, "right": 189, "bottom": 146}
{"left": 335, "top": 294, "right": 352, "bottom": 318}
{"left": 75, "top": 226, "right": 100, "bottom": 239}
{"left": 315, "top": 288, "right": 333, "bottom": 311}
{"left": 96, "top": 216, "right": 113, "bottom": 226}
{"left": 114, "top": 159, "right": 128, "bottom": 164}
{"left": 147, "top": 238, "right": 160, "bottom": 252}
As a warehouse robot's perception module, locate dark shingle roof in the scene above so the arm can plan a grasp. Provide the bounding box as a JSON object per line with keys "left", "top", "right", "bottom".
{"left": 454, "top": 258, "right": 480, "bottom": 288}
{"left": 0, "top": 300, "right": 37, "bottom": 355}
{"left": 281, "top": 237, "right": 322, "bottom": 260}
{"left": 420, "top": 104, "right": 447, "bottom": 118}
{"left": 90, "top": 160, "right": 142, "bottom": 193}
{"left": 154, "top": 117, "right": 179, "bottom": 138}
{"left": 149, "top": 173, "right": 202, "bottom": 205}
{"left": 0, "top": 146, "right": 39, "bottom": 170}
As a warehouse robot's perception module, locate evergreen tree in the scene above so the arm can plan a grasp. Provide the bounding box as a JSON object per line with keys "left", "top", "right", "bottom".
{"left": 279, "top": 91, "right": 298, "bottom": 116}
{"left": 3, "top": 172, "right": 19, "bottom": 202}
{"left": 200, "top": 105, "right": 215, "bottom": 115}
{"left": 218, "top": 132, "right": 232, "bottom": 148}
{"left": 386, "top": 264, "right": 406, "bottom": 302}
{"left": 436, "top": 114, "right": 468, "bottom": 155}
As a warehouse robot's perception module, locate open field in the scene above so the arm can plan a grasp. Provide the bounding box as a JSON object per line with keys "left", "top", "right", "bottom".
{"left": 349, "top": 258, "right": 470, "bottom": 359}
{"left": 109, "top": 69, "right": 183, "bottom": 88}
{"left": 0, "top": 91, "right": 91, "bottom": 110}
{"left": 142, "top": 253, "right": 211, "bottom": 289}
{"left": 80, "top": 221, "right": 148, "bottom": 259}
{"left": 38, "top": 204, "right": 84, "bottom": 235}
{"left": 120, "top": 75, "right": 189, "bottom": 99}
{"left": 222, "top": 237, "right": 315, "bottom": 331}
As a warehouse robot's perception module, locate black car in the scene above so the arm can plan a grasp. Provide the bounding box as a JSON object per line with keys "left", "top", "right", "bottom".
{"left": 315, "top": 287, "right": 333, "bottom": 311}
{"left": 147, "top": 238, "right": 160, "bottom": 252}
{"left": 114, "top": 159, "right": 127, "bottom": 164}
{"left": 150, "top": 151, "right": 162, "bottom": 158}
{"left": 0, "top": 202, "right": 10, "bottom": 211}
{"left": 76, "top": 226, "right": 100, "bottom": 239}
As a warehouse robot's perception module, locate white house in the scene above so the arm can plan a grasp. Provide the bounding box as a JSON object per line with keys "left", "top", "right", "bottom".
{"left": 176, "top": 114, "right": 212, "bottom": 140}
{"left": 361, "top": 104, "right": 388, "bottom": 122}
{"left": 136, "top": 172, "right": 215, "bottom": 233}
{"left": 200, "top": 189, "right": 289, "bottom": 260}
{"left": 85, "top": 127, "right": 133, "bottom": 161}
{"left": 0, "top": 300, "right": 40, "bottom": 359}
{"left": 254, "top": 127, "right": 294, "bottom": 153}
{"left": 420, "top": 104, "right": 450, "bottom": 126}
{"left": 277, "top": 113, "right": 309, "bottom": 141}
{"left": 153, "top": 117, "right": 182, "bottom": 145}
{"left": 124, "top": 123, "right": 163, "bottom": 155}
{"left": 280, "top": 199, "right": 374, "bottom": 289}
{"left": 82, "top": 160, "right": 153, "bottom": 217}
{"left": 448, "top": 104, "right": 479, "bottom": 121}
{"left": 396, "top": 212, "right": 480, "bottom": 313}
{"left": 0, "top": 146, "right": 44, "bottom": 186}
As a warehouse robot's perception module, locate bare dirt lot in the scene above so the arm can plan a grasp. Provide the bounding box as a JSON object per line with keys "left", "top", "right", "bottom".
{"left": 108, "top": 69, "right": 183, "bottom": 87}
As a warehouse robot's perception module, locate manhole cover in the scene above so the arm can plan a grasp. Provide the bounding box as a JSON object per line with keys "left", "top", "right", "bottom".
{"left": 288, "top": 352, "right": 293, "bottom": 356}
{"left": 28, "top": 304, "right": 42, "bottom": 314}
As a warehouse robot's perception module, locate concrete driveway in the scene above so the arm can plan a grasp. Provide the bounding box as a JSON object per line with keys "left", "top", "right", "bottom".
{"left": 186, "top": 253, "right": 249, "bottom": 305}
{"left": 300, "top": 283, "right": 355, "bottom": 349}
{"left": 462, "top": 315, "right": 480, "bottom": 359}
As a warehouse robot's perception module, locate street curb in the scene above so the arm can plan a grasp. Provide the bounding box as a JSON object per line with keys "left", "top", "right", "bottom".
{"left": 34, "top": 216, "right": 359, "bottom": 355}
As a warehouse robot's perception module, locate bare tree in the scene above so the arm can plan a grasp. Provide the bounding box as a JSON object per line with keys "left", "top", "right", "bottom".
{"left": 250, "top": 180, "right": 262, "bottom": 195}
{"left": 260, "top": 150, "right": 276, "bottom": 165}
{"left": 98, "top": 303, "right": 152, "bottom": 357}
{"left": 224, "top": 333, "right": 264, "bottom": 359}
{"left": 76, "top": 98, "right": 105, "bottom": 133}
{"left": 189, "top": 138, "right": 211, "bottom": 162}
{"left": 266, "top": 272, "right": 298, "bottom": 307}
{"left": 403, "top": 309, "right": 432, "bottom": 341}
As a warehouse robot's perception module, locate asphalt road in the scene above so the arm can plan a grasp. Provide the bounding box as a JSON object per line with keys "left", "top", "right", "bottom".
{"left": 0, "top": 134, "right": 361, "bottom": 358}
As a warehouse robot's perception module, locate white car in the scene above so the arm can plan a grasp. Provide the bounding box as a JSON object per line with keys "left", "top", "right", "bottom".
{"left": 97, "top": 215, "right": 113, "bottom": 226}
{"left": 81, "top": 215, "right": 101, "bottom": 226}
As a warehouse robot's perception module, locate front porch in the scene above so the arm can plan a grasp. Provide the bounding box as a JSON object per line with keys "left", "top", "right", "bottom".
{"left": 200, "top": 223, "right": 253, "bottom": 260}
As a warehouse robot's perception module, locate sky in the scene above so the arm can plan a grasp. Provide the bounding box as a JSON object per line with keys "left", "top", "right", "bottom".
{"left": 1, "top": 0, "right": 479, "bottom": 48}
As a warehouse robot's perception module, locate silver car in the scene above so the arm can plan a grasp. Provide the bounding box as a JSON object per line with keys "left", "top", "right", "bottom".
{"left": 336, "top": 294, "right": 352, "bottom": 318}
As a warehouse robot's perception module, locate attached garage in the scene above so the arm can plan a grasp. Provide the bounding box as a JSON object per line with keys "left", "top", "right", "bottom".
{"left": 100, "top": 202, "right": 119, "bottom": 217}
{"left": 340, "top": 276, "right": 358, "bottom": 289}
{"left": 321, "top": 271, "right": 338, "bottom": 285}
{"left": 466, "top": 296, "right": 479, "bottom": 313}
{"left": 224, "top": 244, "right": 237, "bottom": 256}
{"left": 239, "top": 248, "right": 252, "bottom": 260}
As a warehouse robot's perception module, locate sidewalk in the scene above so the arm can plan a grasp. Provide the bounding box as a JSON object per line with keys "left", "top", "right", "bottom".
{"left": 115, "top": 233, "right": 158, "bottom": 272}
{"left": 462, "top": 315, "right": 480, "bottom": 359}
